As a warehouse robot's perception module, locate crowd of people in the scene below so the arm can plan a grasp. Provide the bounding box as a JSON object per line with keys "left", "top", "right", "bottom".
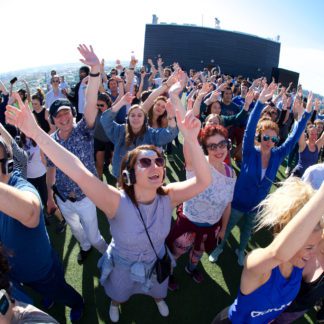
{"left": 0, "top": 44, "right": 323, "bottom": 323}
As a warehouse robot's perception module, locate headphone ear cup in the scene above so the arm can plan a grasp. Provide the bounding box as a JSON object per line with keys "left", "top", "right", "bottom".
{"left": 122, "top": 168, "right": 136, "bottom": 186}
{"left": 202, "top": 144, "right": 208, "bottom": 155}
{"left": 227, "top": 139, "right": 232, "bottom": 150}
{"left": 122, "top": 169, "right": 131, "bottom": 186}
{"left": 257, "top": 133, "right": 261, "bottom": 142}
{"left": 49, "top": 115, "right": 54, "bottom": 125}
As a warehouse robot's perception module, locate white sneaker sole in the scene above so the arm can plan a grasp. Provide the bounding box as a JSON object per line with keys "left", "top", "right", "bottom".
{"left": 156, "top": 300, "right": 169, "bottom": 317}
{"left": 109, "top": 304, "right": 120, "bottom": 322}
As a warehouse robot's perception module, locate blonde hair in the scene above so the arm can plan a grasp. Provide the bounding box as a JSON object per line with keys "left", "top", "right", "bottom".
{"left": 255, "top": 178, "right": 320, "bottom": 235}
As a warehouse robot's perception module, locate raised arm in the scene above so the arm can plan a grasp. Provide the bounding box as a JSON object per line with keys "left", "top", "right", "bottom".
{"left": 78, "top": 44, "right": 101, "bottom": 128}
{"left": 136, "top": 70, "right": 146, "bottom": 99}
{"left": 166, "top": 110, "right": 212, "bottom": 207}
{"left": 242, "top": 85, "right": 275, "bottom": 155}
{"left": 141, "top": 74, "right": 176, "bottom": 113}
{"left": 277, "top": 91, "right": 312, "bottom": 157}
{"left": 157, "top": 57, "right": 164, "bottom": 80}
{"left": 6, "top": 94, "right": 121, "bottom": 219}
{"left": 192, "top": 83, "right": 212, "bottom": 116}
{"left": 316, "top": 129, "right": 324, "bottom": 149}
{"left": 242, "top": 182, "right": 324, "bottom": 291}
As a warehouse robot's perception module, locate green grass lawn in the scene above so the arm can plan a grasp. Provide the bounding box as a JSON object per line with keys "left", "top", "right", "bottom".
{"left": 30, "top": 141, "right": 316, "bottom": 324}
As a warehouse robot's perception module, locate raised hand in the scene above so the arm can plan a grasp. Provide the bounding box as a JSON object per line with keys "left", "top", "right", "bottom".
{"left": 157, "top": 57, "right": 164, "bottom": 66}
{"left": 176, "top": 109, "right": 201, "bottom": 143}
{"left": 314, "top": 98, "right": 321, "bottom": 111}
{"left": 244, "top": 89, "right": 254, "bottom": 110}
{"left": 259, "top": 83, "right": 276, "bottom": 104}
{"left": 5, "top": 93, "right": 39, "bottom": 139}
{"left": 165, "top": 100, "right": 175, "bottom": 117}
{"left": 120, "top": 92, "right": 134, "bottom": 105}
{"left": 77, "top": 44, "right": 100, "bottom": 68}
{"left": 147, "top": 58, "right": 153, "bottom": 66}
{"left": 281, "top": 93, "right": 288, "bottom": 110}
{"left": 199, "top": 82, "right": 212, "bottom": 97}
{"left": 306, "top": 91, "right": 313, "bottom": 113}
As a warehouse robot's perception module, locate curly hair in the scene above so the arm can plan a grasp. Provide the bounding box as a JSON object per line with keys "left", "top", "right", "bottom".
{"left": 118, "top": 145, "right": 168, "bottom": 206}
{"left": 199, "top": 124, "right": 228, "bottom": 147}
{"left": 255, "top": 178, "right": 322, "bottom": 235}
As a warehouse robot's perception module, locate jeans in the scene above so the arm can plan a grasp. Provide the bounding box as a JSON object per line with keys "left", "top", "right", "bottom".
{"left": 217, "top": 207, "right": 256, "bottom": 253}
{"left": 56, "top": 196, "right": 107, "bottom": 253}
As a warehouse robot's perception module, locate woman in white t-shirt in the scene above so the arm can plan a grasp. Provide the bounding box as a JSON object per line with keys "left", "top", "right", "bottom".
{"left": 166, "top": 124, "right": 236, "bottom": 288}
{"left": 21, "top": 133, "right": 47, "bottom": 207}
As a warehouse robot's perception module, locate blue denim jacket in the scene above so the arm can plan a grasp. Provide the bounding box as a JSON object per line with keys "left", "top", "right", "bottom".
{"left": 100, "top": 109, "right": 178, "bottom": 177}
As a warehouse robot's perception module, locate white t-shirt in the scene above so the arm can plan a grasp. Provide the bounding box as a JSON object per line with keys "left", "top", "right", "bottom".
{"left": 25, "top": 140, "right": 47, "bottom": 179}
{"left": 183, "top": 162, "right": 236, "bottom": 224}
{"left": 45, "top": 89, "right": 65, "bottom": 109}
{"left": 78, "top": 84, "right": 87, "bottom": 114}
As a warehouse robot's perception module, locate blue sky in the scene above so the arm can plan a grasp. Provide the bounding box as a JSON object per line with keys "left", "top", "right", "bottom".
{"left": 1, "top": 0, "right": 323, "bottom": 93}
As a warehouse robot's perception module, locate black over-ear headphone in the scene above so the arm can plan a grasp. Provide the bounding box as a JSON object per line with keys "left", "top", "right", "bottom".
{"left": 122, "top": 155, "right": 136, "bottom": 186}
{"left": 0, "top": 139, "right": 14, "bottom": 175}
{"left": 257, "top": 133, "right": 262, "bottom": 142}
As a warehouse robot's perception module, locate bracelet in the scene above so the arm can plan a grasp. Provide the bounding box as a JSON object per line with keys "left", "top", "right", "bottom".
{"left": 89, "top": 72, "right": 100, "bottom": 77}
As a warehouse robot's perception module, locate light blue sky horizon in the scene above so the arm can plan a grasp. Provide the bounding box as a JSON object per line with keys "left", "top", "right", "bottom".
{"left": 1, "top": 0, "right": 323, "bottom": 94}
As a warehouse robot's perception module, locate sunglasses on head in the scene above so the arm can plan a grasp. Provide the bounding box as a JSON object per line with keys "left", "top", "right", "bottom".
{"left": 205, "top": 139, "right": 229, "bottom": 151}
{"left": 137, "top": 157, "right": 165, "bottom": 168}
{"left": 262, "top": 135, "right": 279, "bottom": 143}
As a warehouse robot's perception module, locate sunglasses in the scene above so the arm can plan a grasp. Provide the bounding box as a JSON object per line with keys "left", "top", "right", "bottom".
{"left": 137, "top": 157, "right": 165, "bottom": 168}
{"left": 52, "top": 80, "right": 60, "bottom": 83}
{"left": 97, "top": 104, "right": 105, "bottom": 108}
{"left": 262, "top": 135, "right": 279, "bottom": 143}
{"left": 205, "top": 140, "right": 229, "bottom": 151}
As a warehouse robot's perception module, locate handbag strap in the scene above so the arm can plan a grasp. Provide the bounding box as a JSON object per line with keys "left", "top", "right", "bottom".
{"left": 135, "top": 204, "right": 160, "bottom": 260}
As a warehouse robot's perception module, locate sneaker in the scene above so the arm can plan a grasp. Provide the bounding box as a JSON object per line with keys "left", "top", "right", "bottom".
{"left": 168, "top": 274, "right": 179, "bottom": 291}
{"left": 70, "top": 305, "right": 84, "bottom": 322}
{"left": 55, "top": 219, "right": 67, "bottom": 234}
{"left": 109, "top": 303, "right": 120, "bottom": 322}
{"left": 41, "top": 297, "right": 54, "bottom": 309}
{"left": 184, "top": 266, "right": 204, "bottom": 284}
{"left": 155, "top": 300, "right": 169, "bottom": 317}
{"left": 209, "top": 247, "right": 223, "bottom": 263}
{"left": 77, "top": 248, "right": 92, "bottom": 265}
{"left": 235, "top": 249, "right": 245, "bottom": 266}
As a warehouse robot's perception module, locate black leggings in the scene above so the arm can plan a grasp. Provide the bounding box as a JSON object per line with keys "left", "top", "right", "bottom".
{"left": 28, "top": 173, "right": 48, "bottom": 207}
{"left": 212, "top": 307, "right": 231, "bottom": 324}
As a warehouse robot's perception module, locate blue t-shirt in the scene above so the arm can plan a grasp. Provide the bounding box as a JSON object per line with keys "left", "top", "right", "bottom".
{"left": 0, "top": 172, "right": 52, "bottom": 283}
{"left": 229, "top": 266, "right": 303, "bottom": 323}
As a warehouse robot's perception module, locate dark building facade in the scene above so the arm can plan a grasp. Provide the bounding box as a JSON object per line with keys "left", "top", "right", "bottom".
{"left": 143, "top": 24, "right": 281, "bottom": 79}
